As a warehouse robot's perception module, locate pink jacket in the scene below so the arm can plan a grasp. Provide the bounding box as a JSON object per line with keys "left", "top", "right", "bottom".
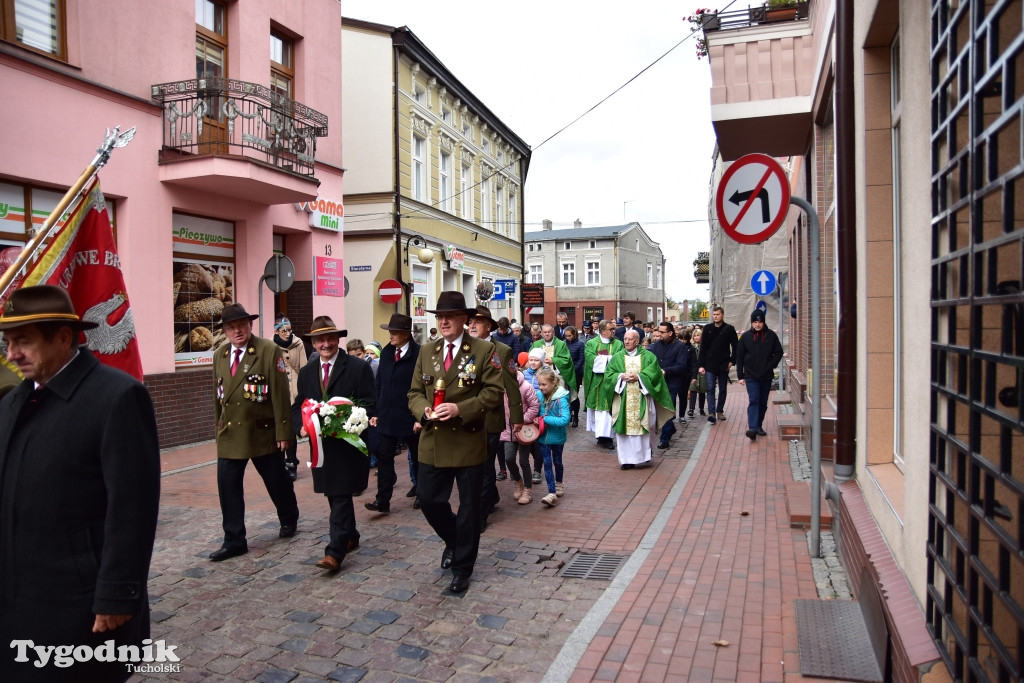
{"left": 501, "top": 371, "right": 539, "bottom": 441}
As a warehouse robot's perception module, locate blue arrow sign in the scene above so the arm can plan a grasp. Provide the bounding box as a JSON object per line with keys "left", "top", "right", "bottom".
{"left": 751, "top": 270, "right": 777, "bottom": 296}
{"left": 755, "top": 300, "right": 768, "bottom": 312}
{"left": 492, "top": 281, "right": 506, "bottom": 301}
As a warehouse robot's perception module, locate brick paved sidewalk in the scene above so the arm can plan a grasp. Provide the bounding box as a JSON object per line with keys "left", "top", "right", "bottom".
{"left": 140, "top": 388, "right": 825, "bottom": 682}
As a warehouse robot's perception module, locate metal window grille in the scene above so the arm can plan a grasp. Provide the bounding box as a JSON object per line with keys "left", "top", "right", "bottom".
{"left": 927, "top": 2, "right": 1024, "bottom": 681}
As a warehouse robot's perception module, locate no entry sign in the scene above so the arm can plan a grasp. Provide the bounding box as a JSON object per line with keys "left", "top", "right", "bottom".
{"left": 378, "top": 279, "right": 404, "bottom": 304}
{"left": 715, "top": 153, "right": 791, "bottom": 244}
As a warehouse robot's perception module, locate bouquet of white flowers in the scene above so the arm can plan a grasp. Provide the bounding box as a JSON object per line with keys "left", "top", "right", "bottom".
{"left": 300, "top": 397, "right": 370, "bottom": 466}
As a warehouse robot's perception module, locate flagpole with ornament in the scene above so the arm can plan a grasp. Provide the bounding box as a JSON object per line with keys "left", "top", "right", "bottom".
{"left": 0, "top": 126, "right": 144, "bottom": 380}
{"left": 0, "top": 126, "right": 135, "bottom": 299}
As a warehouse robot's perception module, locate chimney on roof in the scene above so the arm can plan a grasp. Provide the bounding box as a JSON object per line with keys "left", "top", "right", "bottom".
{"left": 574, "top": 219, "right": 582, "bottom": 229}
{"left": 542, "top": 219, "right": 552, "bottom": 231}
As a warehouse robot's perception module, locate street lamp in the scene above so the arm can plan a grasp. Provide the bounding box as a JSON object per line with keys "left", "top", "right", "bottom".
{"left": 404, "top": 235, "right": 434, "bottom": 265}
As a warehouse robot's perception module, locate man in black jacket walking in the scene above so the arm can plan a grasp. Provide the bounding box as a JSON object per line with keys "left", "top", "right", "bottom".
{"left": 697, "top": 306, "right": 737, "bottom": 424}
{"left": 366, "top": 314, "right": 421, "bottom": 513}
{"left": 649, "top": 321, "right": 693, "bottom": 448}
{"left": 736, "top": 309, "right": 784, "bottom": 440}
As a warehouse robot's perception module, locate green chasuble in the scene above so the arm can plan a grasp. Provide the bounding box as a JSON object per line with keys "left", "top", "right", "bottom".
{"left": 583, "top": 336, "right": 624, "bottom": 411}
{"left": 530, "top": 338, "right": 577, "bottom": 389}
{"left": 602, "top": 348, "right": 675, "bottom": 435}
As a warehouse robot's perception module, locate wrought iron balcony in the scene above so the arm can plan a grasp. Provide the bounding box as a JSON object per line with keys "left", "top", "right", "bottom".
{"left": 151, "top": 78, "right": 328, "bottom": 180}
{"left": 700, "top": 2, "right": 809, "bottom": 34}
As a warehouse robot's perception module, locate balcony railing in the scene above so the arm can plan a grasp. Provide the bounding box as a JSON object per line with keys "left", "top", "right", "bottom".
{"left": 700, "top": 2, "right": 810, "bottom": 33}
{"left": 151, "top": 78, "right": 328, "bottom": 179}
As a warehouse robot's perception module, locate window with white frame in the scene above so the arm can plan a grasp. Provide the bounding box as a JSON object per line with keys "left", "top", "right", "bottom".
{"left": 460, "top": 164, "right": 471, "bottom": 218}
{"left": 414, "top": 86, "right": 425, "bottom": 105}
{"left": 482, "top": 138, "right": 489, "bottom": 154}
{"left": 657, "top": 307, "right": 663, "bottom": 323}
{"left": 508, "top": 195, "right": 516, "bottom": 240}
{"left": 562, "top": 260, "right": 576, "bottom": 286}
{"left": 589, "top": 240, "right": 596, "bottom": 248}
{"left": 656, "top": 265, "right": 662, "bottom": 289}
{"left": 647, "top": 307, "right": 654, "bottom": 324}
{"left": 495, "top": 186, "right": 503, "bottom": 234}
{"left": 441, "top": 108, "right": 451, "bottom": 125}
{"left": 481, "top": 177, "right": 491, "bottom": 226}
{"left": 586, "top": 260, "right": 600, "bottom": 285}
{"left": 412, "top": 135, "right": 426, "bottom": 201}
{"left": 646, "top": 261, "right": 652, "bottom": 287}
{"left": 529, "top": 263, "right": 543, "bottom": 283}
{"left": 563, "top": 241, "right": 571, "bottom": 250}
{"left": 462, "top": 123, "right": 471, "bottom": 139}
{"left": 439, "top": 152, "right": 451, "bottom": 212}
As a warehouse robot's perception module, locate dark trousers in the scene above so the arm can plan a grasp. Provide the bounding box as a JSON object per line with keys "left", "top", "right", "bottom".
{"left": 688, "top": 390, "right": 706, "bottom": 413}
{"left": 217, "top": 452, "right": 299, "bottom": 548}
{"left": 480, "top": 432, "right": 501, "bottom": 519}
{"left": 417, "top": 461, "right": 483, "bottom": 578}
{"left": 705, "top": 370, "right": 729, "bottom": 414}
{"left": 504, "top": 440, "right": 533, "bottom": 487}
{"left": 659, "top": 387, "right": 680, "bottom": 443}
{"left": 284, "top": 439, "right": 298, "bottom": 466}
{"left": 745, "top": 379, "right": 773, "bottom": 430}
{"left": 375, "top": 432, "right": 419, "bottom": 503}
{"left": 326, "top": 494, "right": 356, "bottom": 560}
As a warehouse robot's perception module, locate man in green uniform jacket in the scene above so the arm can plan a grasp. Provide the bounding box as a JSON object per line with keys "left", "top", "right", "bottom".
{"left": 583, "top": 319, "right": 624, "bottom": 449}
{"left": 408, "top": 292, "right": 504, "bottom": 594}
{"left": 209, "top": 303, "right": 298, "bottom": 562}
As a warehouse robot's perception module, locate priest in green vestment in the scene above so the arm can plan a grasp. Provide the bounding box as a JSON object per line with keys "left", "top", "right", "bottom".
{"left": 583, "top": 319, "right": 624, "bottom": 449}
{"left": 602, "top": 329, "right": 675, "bottom": 468}
{"left": 530, "top": 324, "right": 577, "bottom": 397}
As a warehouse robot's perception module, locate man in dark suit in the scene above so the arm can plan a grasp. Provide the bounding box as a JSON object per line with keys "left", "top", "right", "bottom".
{"left": 292, "top": 316, "right": 375, "bottom": 572}
{"left": 468, "top": 306, "right": 524, "bottom": 529}
{"left": 553, "top": 311, "right": 569, "bottom": 341}
{"left": 614, "top": 311, "right": 645, "bottom": 343}
{"left": 209, "top": 303, "right": 298, "bottom": 561}
{"left": 0, "top": 285, "right": 160, "bottom": 681}
{"left": 697, "top": 305, "right": 738, "bottom": 424}
{"left": 408, "top": 292, "right": 503, "bottom": 594}
{"left": 649, "top": 321, "right": 694, "bottom": 449}
{"left": 365, "top": 313, "right": 421, "bottom": 514}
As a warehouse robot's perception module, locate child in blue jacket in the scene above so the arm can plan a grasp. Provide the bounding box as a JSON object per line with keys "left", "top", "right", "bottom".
{"left": 535, "top": 368, "right": 570, "bottom": 507}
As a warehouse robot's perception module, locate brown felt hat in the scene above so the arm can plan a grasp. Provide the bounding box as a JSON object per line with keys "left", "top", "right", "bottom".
{"left": 469, "top": 305, "right": 496, "bottom": 328}
{"left": 379, "top": 313, "right": 412, "bottom": 332}
{"left": 219, "top": 302, "right": 259, "bottom": 325}
{"left": 425, "top": 291, "right": 474, "bottom": 315}
{"left": 307, "top": 315, "right": 347, "bottom": 338}
{"left": 0, "top": 285, "right": 98, "bottom": 331}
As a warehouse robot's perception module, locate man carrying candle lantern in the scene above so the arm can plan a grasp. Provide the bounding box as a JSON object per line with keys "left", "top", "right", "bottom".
{"left": 407, "top": 291, "right": 504, "bottom": 594}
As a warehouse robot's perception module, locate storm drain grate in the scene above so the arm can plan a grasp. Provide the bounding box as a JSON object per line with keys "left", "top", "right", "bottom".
{"left": 560, "top": 553, "right": 627, "bottom": 580}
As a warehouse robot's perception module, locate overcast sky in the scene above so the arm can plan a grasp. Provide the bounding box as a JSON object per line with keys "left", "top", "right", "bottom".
{"left": 342, "top": 0, "right": 718, "bottom": 304}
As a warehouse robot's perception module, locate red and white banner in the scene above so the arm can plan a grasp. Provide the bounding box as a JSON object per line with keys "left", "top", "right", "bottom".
{"left": 6, "top": 178, "right": 143, "bottom": 380}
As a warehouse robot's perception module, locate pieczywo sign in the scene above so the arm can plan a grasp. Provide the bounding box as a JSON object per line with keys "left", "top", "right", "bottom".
{"left": 715, "top": 153, "right": 791, "bottom": 244}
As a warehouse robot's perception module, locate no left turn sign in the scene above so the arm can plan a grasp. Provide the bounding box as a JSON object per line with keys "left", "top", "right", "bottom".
{"left": 715, "top": 153, "right": 791, "bottom": 244}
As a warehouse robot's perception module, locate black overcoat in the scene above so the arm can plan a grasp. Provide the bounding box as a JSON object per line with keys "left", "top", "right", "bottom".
{"left": 374, "top": 339, "right": 420, "bottom": 439}
{"left": 292, "top": 352, "right": 376, "bottom": 496}
{"left": 0, "top": 350, "right": 160, "bottom": 681}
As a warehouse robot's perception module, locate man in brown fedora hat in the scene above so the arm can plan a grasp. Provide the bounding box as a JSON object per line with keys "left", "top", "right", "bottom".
{"left": 292, "top": 316, "right": 375, "bottom": 572}
{"left": 468, "top": 305, "right": 524, "bottom": 529}
{"left": 407, "top": 291, "right": 503, "bottom": 594}
{"left": 365, "top": 313, "right": 421, "bottom": 514}
{"left": 209, "top": 302, "right": 298, "bottom": 562}
{"left": 0, "top": 285, "right": 160, "bottom": 681}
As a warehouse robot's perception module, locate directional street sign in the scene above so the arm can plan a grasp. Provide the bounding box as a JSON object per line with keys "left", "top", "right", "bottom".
{"left": 715, "top": 153, "right": 791, "bottom": 244}
{"left": 492, "top": 281, "right": 506, "bottom": 301}
{"left": 750, "top": 269, "right": 777, "bottom": 296}
{"left": 755, "top": 300, "right": 768, "bottom": 313}
{"left": 496, "top": 278, "right": 516, "bottom": 294}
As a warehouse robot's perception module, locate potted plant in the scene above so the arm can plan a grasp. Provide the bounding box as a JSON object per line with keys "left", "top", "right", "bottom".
{"left": 763, "top": 0, "right": 805, "bottom": 23}
{"left": 686, "top": 8, "right": 719, "bottom": 60}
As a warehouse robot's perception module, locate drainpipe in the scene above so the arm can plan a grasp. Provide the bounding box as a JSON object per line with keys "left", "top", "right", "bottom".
{"left": 834, "top": 0, "right": 856, "bottom": 481}
{"left": 392, "top": 43, "right": 409, "bottom": 318}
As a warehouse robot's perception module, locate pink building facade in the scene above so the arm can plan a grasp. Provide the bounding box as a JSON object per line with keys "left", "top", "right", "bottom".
{"left": 0, "top": 0, "right": 344, "bottom": 447}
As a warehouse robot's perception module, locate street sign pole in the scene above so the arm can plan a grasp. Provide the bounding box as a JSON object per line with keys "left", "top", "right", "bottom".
{"left": 791, "top": 195, "right": 823, "bottom": 558}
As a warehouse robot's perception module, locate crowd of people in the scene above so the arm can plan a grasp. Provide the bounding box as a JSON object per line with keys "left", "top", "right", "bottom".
{"left": 0, "top": 286, "right": 785, "bottom": 675}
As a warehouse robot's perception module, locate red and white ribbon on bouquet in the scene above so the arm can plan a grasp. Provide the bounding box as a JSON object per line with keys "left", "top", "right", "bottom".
{"left": 300, "top": 396, "right": 354, "bottom": 468}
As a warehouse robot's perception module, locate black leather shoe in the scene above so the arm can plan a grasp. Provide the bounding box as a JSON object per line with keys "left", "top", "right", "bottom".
{"left": 406, "top": 485, "right": 417, "bottom": 498}
{"left": 448, "top": 575, "right": 470, "bottom": 593}
{"left": 209, "top": 545, "right": 247, "bottom": 562}
{"left": 657, "top": 441, "right": 670, "bottom": 449}
{"left": 620, "top": 464, "right": 635, "bottom": 471}
{"left": 413, "top": 497, "right": 421, "bottom": 510}
{"left": 364, "top": 500, "right": 390, "bottom": 514}
{"left": 756, "top": 428, "right": 767, "bottom": 436}
{"left": 441, "top": 547, "right": 454, "bottom": 569}
{"left": 285, "top": 463, "right": 297, "bottom": 481}
{"left": 279, "top": 524, "right": 297, "bottom": 538}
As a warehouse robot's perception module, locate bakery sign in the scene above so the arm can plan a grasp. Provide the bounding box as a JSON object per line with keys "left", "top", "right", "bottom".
{"left": 295, "top": 196, "right": 344, "bottom": 232}
{"left": 444, "top": 244, "right": 466, "bottom": 271}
